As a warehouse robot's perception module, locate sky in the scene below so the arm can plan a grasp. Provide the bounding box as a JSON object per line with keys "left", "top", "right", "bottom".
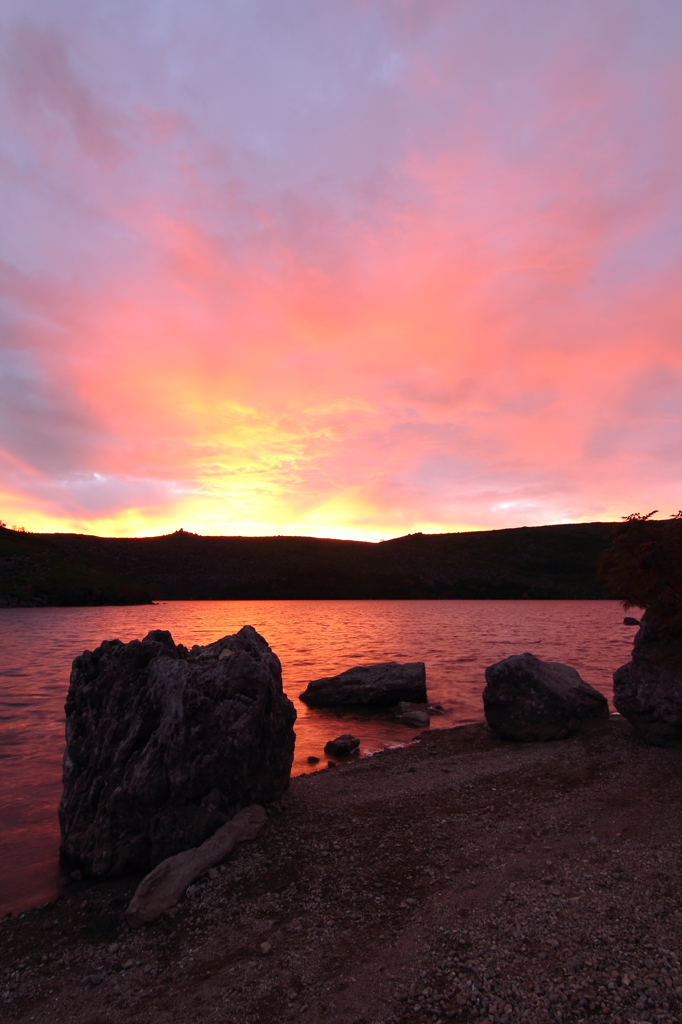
{"left": 1, "top": 0, "right": 681, "bottom": 541}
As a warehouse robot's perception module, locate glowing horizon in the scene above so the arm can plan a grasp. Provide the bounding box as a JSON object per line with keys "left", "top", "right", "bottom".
{"left": 2, "top": 1, "right": 681, "bottom": 543}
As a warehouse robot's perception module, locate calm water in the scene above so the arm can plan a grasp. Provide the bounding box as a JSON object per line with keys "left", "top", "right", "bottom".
{"left": 0, "top": 599, "right": 637, "bottom": 917}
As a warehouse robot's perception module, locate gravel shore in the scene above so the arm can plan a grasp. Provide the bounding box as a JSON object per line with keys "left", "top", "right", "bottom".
{"left": 3, "top": 716, "right": 682, "bottom": 1024}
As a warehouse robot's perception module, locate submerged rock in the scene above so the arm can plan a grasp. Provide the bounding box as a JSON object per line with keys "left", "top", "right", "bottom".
{"left": 300, "top": 662, "right": 426, "bottom": 708}
{"left": 324, "top": 734, "right": 360, "bottom": 756}
{"left": 483, "top": 652, "right": 609, "bottom": 741}
{"left": 59, "top": 625, "right": 296, "bottom": 878}
{"left": 613, "top": 620, "right": 682, "bottom": 746}
{"left": 393, "top": 702, "right": 430, "bottom": 728}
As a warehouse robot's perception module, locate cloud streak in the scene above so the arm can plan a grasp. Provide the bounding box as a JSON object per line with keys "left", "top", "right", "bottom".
{"left": 1, "top": 0, "right": 681, "bottom": 539}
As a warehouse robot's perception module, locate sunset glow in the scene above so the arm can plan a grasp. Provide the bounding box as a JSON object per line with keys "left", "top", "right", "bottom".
{"left": 1, "top": 1, "right": 681, "bottom": 540}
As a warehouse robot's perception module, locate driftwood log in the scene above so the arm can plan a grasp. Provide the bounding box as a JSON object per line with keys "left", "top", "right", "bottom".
{"left": 125, "top": 805, "right": 267, "bottom": 928}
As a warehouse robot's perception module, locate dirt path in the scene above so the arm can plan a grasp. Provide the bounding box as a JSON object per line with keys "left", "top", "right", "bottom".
{"left": 3, "top": 718, "right": 682, "bottom": 1024}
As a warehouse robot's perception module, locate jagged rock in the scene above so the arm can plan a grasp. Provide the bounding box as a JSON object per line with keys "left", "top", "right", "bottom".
{"left": 324, "top": 734, "right": 360, "bottom": 756}
{"left": 125, "top": 805, "right": 266, "bottom": 928}
{"left": 392, "top": 702, "right": 430, "bottom": 728}
{"left": 613, "top": 620, "right": 682, "bottom": 745}
{"left": 59, "top": 625, "right": 295, "bottom": 877}
{"left": 300, "top": 662, "right": 426, "bottom": 707}
{"left": 483, "top": 652, "right": 609, "bottom": 741}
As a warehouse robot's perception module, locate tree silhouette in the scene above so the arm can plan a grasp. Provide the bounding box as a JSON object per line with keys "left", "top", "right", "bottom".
{"left": 599, "top": 511, "right": 682, "bottom": 636}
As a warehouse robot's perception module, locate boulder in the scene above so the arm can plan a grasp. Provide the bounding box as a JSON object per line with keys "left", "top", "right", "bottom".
{"left": 483, "top": 652, "right": 609, "bottom": 741}
{"left": 324, "top": 734, "right": 360, "bottom": 756}
{"left": 59, "top": 625, "right": 296, "bottom": 877}
{"left": 125, "top": 804, "right": 266, "bottom": 928}
{"left": 300, "top": 662, "right": 426, "bottom": 707}
{"left": 613, "top": 620, "right": 682, "bottom": 745}
{"left": 393, "top": 702, "right": 430, "bottom": 728}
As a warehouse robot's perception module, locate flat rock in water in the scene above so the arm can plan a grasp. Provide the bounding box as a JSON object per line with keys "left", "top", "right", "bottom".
{"left": 613, "top": 620, "right": 682, "bottom": 745}
{"left": 483, "top": 652, "right": 609, "bottom": 741}
{"left": 59, "top": 625, "right": 295, "bottom": 878}
{"left": 300, "top": 662, "right": 426, "bottom": 708}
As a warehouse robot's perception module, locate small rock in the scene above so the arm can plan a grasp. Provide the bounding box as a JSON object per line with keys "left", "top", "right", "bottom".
{"left": 208, "top": 868, "right": 218, "bottom": 880}
{"left": 393, "top": 702, "right": 430, "bottom": 728}
{"left": 107, "top": 943, "right": 119, "bottom": 954}
{"left": 69, "top": 870, "right": 83, "bottom": 882}
{"left": 260, "top": 941, "right": 272, "bottom": 954}
{"left": 89, "top": 974, "right": 104, "bottom": 986}
{"left": 623, "top": 617, "right": 641, "bottom": 625}
{"left": 324, "top": 734, "right": 360, "bottom": 756}
{"left": 327, "top": 760, "right": 337, "bottom": 768}
{"left": 306, "top": 755, "right": 320, "bottom": 764}
{"left": 122, "top": 960, "right": 134, "bottom": 970}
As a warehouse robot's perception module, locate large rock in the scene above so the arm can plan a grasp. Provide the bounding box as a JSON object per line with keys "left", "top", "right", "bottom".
{"left": 59, "top": 625, "right": 295, "bottom": 877}
{"left": 483, "top": 652, "right": 609, "bottom": 741}
{"left": 299, "top": 662, "right": 426, "bottom": 707}
{"left": 613, "top": 620, "right": 682, "bottom": 745}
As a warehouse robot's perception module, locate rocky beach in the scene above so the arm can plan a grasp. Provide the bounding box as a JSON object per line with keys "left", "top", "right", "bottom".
{"left": 3, "top": 715, "right": 682, "bottom": 1024}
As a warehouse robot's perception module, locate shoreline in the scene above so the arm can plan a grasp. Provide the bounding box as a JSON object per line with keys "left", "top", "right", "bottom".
{"left": 3, "top": 717, "right": 682, "bottom": 1024}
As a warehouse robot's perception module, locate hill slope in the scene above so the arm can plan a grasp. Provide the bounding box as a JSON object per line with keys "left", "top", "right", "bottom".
{"left": 0, "top": 527, "right": 150, "bottom": 607}
{"left": 0, "top": 521, "right": 616, "bottom": 606}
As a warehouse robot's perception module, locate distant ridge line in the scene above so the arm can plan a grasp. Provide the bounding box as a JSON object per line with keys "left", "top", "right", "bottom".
{"left": 0, "top": 521, "right": 617, "bottom": 606}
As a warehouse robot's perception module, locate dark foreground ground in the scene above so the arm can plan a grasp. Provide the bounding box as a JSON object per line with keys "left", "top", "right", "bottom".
{"left": 3, "top": 717, "right": 682, "bottom": 1024}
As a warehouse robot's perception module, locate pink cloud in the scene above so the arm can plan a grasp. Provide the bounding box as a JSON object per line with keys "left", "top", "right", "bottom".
{"left": 0, "top": 1, "right": 681, "bottom": 538}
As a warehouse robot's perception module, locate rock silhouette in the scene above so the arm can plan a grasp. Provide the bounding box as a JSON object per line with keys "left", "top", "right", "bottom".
{"left": 59, "top": 625, "right": 295, "bottom": 877}
{"left": 613, "top": 619, "right": 682, "bottom": 745}
{"left": 300, "top": 662, "right": 426, "bottom": 707}
{"left": 483, "top": 652, "right": 609, "bottom": 741}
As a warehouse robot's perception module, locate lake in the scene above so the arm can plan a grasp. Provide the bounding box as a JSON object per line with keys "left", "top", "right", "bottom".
{"left": 0, "top": 599, "right": 637, "bottom": 917}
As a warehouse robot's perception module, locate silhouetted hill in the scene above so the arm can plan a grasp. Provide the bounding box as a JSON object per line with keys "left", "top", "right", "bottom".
{"left": 0, "top": 521, "right": 616, "bottom": 606}
{"left": 0, "top": 526, "right": 150, "bottom": 607}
